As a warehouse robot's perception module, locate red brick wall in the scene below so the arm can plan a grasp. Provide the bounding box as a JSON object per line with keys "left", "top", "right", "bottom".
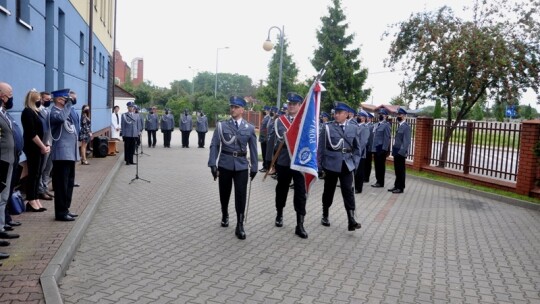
{"left": 516, "top": 120, "right": 540, "bottom": 196}
{"left": 412, "top": 117, "right": 433, "bottom": 170}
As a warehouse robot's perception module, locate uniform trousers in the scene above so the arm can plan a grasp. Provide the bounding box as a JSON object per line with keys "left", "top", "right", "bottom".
{"left": 322, "top": 162, "right": 356, "bottom": 211}
{"left": 218, "top": 167, "right": 248, "bottom": 215}
{"left": 147, "top": 130, "right": 157, "bottom": 147}
{"left": 124, "top": 137, "right": 136, "bottom": 163}
{"left": 374, "top": 150, "right": 387, "bottom": 185}
{"left": 275, "top": 164, "right": 307, "bottom": 216}
{"left": 393, "top": 154, "right": 406, "bottom": 190}
{"left": 162, "top": 130, "right": 172, "bottom": 147}
{"left": 52, "top": 160, "right": 75, "bottom": 217}
{"left": 364, "top": 151, "right": 373, "bottom": 182}
{"left": 260, "top": 141, "right": 267, "bottom": 169}
{"left": 354, "top": 157, "right": 366, "bottom": 193}
{"left": 197, "top": 132, "right": 206, "bottom": 148}
{"left": 5, "top": 157, "right": 21, "bottom": 225}
{"left": 0, "top": 163, "right": 13, "bottom": 229}
{"left": 181, "top": 130, "right": 191, "bottom": 147}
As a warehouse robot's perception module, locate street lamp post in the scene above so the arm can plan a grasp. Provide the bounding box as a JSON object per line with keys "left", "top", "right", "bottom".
{"left": 215, "top": 46, "right": 229, "bottom": 98}
{"left": 188, "top": 66, "right": 198, "bottom": 95}
{"left": 263, "top": 25, "right": 284, "bottom": 110}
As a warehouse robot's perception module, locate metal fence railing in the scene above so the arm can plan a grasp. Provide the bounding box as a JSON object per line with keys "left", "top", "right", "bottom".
{"left": 429, "top": 119, "right": 521, "bottom": 182}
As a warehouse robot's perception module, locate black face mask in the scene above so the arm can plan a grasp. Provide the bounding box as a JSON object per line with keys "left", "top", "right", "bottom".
{"left": 269, "top": 112, "right": 275, "bottom": 117}
{"left": 165, "top": 111, "right": 169, "bottom": 115}
{"left": 84, "top": 109, "right": 90, "bottom": 113}
{"left": 4, "top": 97, "right": 13, "bottom": 110}
{"left": 356, "top": 117, "right": 361, "bottom": 123}
{"left": 35, "top": 101, "right": 42, "bottom": 108}
{"left": 43, "top": 100, "right": 51, "bottom": 107}
{"left": 149, "top": 111, "right": 154, "bottom": 114}
{"left": 397, "top": 117, "right": 403, "bottom": 122}
{"left": 378, "top": 115, "right": 384, "bottom": 121}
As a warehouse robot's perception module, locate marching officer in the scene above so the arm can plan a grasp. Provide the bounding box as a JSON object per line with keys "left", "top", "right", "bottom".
{"left": 273, "top": 92, "right": 308, "bottom": 239}
{"left": 259, "top": 106, "right": 271, "bottom": 172}
{"left": 265, "top": 106, "right": 278, "bottom": 175}
{"left": 208, "top": 96, "right": 258, "bottom": 240}
{"left": 145, "top": 106, "right": 158, "bottom": 148}
{"left": 388, "top": 108, "right": 411, "bottom": 194}
{"left": 160, "top": 108, "right": 174, "bottom": 148}
{"left": 179, "top": 109, "right": 193, "bottom": 148}
{"left": 354, "top": 110, "right": 371, "bottom": 194}
{"left": 371, "top": 108, "right": 391, "bottom": 188}
{"left": 121, "top": 102, "right": 139, "bottom": 165}
{"left": 318, "top": 102, "right": 362, "bottom": 231}
{"left": 196, "top": 111, "right": 209, "bottom": 148}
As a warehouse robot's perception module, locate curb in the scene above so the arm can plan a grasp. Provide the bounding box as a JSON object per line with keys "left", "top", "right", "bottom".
{"left": 40, "top": 155, "right": 124, "bottom": 304}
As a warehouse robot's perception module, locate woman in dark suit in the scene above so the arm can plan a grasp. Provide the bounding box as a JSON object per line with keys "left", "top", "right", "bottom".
{"left": 21, "top": 90, "right": 50, "bottom": 212}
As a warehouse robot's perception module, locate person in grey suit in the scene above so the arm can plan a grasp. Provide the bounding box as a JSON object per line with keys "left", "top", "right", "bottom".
{"left": 389, "top": 108, "right": 412, "bottom": 194}
{"left": 160, "top": 109, "right": 174, "bottom": 148}
{"left": 354, "top": 110, "right": 371, "bottom": 194}
{"left": 0, "top": 82, "right": 19, "bottom": 246}
{"left": 273, "top": 93, "right": 309, "bottom": 239}
{"left": 179, "top": 109, "right": 193, "bottom": 148}
{"left": 208, "top": 96, "right": 258, "bottom": 240}
{"left": 363, "top": 112, "right": 375, "bottom": 182}
{"left": 318, "top": 102, "right": 362, "bottom": 231}
{"left": 145, "top": 106, "right": 158, "bottom": 148}
{"left": 371, "top": 108, "right": 391, "bottom": 188}
{"left": 38, "top": 92, "right": 54, "bottom": 200}
{"left": 196, "top": 111, "right": 209, "bottom": 148}
{"left": 49, "top": 88, "right": 80, "bottom": 222}
{"left": 121, "top": 102, "right": 139, "bottom": 165}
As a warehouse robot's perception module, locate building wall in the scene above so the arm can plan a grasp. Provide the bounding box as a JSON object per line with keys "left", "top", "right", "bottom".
{"left": 114, "top": 50, "right": 130, "bottom": 85}
{"left": 0, "top": 0, "right": 115, "bottom": 134}
{"left": 131, "top": 57, "right": 143, "bottom": 86}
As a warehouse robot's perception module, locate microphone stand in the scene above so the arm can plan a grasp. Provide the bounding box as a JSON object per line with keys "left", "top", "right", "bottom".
{"left": 137, "top": 133, "right": 150, "bottom": 156}
{"left": 130, "top": 144, "right": 150, "bottom": 184}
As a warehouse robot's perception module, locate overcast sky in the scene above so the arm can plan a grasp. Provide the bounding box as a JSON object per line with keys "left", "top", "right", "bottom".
{"left": 115, "top": 0, "right": 538, "bottom": 109}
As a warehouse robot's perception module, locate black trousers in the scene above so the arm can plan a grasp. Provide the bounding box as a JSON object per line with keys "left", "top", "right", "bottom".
{"left": 124, "top": 137, "right": 136, "bottom": 163}
{"left": 364, "top": 151, "right": 373, "bottom": 182}
{"left": 181, "top": 131, "right": 191, "bottom": 147}
{"left": 354, "top": 157, "right": 366, "bottom": 193}
{"left": 260, "top": 142, "right": 267, "bottom": 169}
{"left": 163, "top": 130, "right": 172, "bottom": 147}
{"left": 218, "top": 167, "right": 248, "bottom": 215}
{"left": 275, "top": 164, "right": 307, "bottom": 216}
{"left": 52, "top": 160, "right": 75, "bottom": 217}
{"left": 197, "top": 132, "right": 206, "bottom": 148}
{"left": 394, "top": 154, "right": 406, "bottom": 190}
{"left": 374, "top": 151, "right": 387, "bottom": 186}
{"left": 24, "top": 149, "right": 43, "bottom": 201}
{"left": 322, "top": 162, "right": 356, "bottom": 211}
{"left": 147, "top": 130, "right": 157, "bottom": 147}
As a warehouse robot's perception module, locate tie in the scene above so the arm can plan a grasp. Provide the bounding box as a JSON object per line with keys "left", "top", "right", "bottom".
{"left": 116, "top": 113, "right": 119, "bottom": 124}
{"left": 235, "top": 121, "right": 239, "bottom": 129}
{"left": 340, "top": 124, "right": 344, "bottom": 132}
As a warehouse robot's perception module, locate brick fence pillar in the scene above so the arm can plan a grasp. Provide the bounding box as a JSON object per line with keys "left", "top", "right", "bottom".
{"left": 516, "top": 120, "right": 540, "bottom": 195}
{"left": 412, "top": 117, "right": 433, "bottom": 171}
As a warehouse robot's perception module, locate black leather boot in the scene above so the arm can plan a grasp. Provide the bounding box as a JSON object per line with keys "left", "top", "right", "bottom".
{"left": 321, "top": 207, "right": 330, "bottom": 227}
{"left": 295, "top": 214, "right": 308, "bottom": 239}
{"left": 275, "top": 209, "right": 283, "bottom": 227}
{"left": 235, "top": 214, "right": 246, "bottom": 240}
{"left": 221, "top": 212, "right": 229, "bottom": 227}
{"left": 347, "top": 210, "right": 361, "bottom": 231}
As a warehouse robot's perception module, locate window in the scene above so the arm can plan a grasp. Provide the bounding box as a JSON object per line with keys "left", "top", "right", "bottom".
{"left": 79, "top": 32, "right": 85, "bottom": 64}
{"left": 99, "top": 52, "right": 103, "bottom": 77}
{"left": 0, "top": 0, "right": 11, "bottom": 15}
{"left": 93, "top": 46, "right": 97, "bottom": 72}
{"left": 16, "top": 0, "right": 32, "bottom": 29}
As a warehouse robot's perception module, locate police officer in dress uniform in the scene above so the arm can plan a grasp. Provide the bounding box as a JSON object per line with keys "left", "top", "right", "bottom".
{"left": 160, "top": 109, "right": 174, "bottom": 148}
{"left": 49, "top": 88, "right": 79, "bottom": 221}
{"left": 180, "top": 109, "right": 193, "bottom": 148}
{"left": 354, "top": 110, "right": 371, "bottom": 194}
{"left": 145, "top": 106, "right": 158, "bottom": 148}
{"left": 371, "top": 108, "right": 391, "bottom": 187}
{"left": 259, "top": 106, "right": 271, "bottom": 172}
{"left": 265, "top": 106, "right": 279, "bottom": 175}
{"left": 121, "top": 102, "right": 139, "bottom": 165}
{"left": 208, "top": 96, "right": 258, "bottom": 240}
{"left": 273, "top": 93, "right": 309, "bottom": 239}
{"left": 363, "top": 112, "right": 375, "bottom": 182}
{"left": 388, "top": 108, "right": 411, "bottom": 194}
{"left": 318, "top": 102, "right": 362, "bottom": 231}
{"left": 196, "top": 111, "right": 209, "bottom": 148}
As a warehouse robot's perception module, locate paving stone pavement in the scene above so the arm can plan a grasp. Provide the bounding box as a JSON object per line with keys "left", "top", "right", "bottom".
{"left": 58, "top": 130, "right": 540, "bottom": 304}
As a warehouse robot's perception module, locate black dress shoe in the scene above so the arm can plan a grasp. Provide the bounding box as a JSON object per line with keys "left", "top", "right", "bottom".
{"left": 129, "top": 162, "right": 137, "bottom": 165}
{"left": 258, "top": 168, "right": 267, "bottom": 173}
{"left": 8, "top": 221, "right": 21, "bottom": 226}
{"left": 26, "top": 203, "right": 45, "bottom": 212}
{"left": 3, "top": 225, "right": 13, "bottom": 231}
{"left": 45, "top": 191, "right": 55, "bottom": 198}
{"left": 221, "top": 216, "right": 229, "bottom": 227}
{"left": 371, "top": 183, "right": 383, "bottom": 188}
{"left": 38, "top": 193, "right": 53, "bottom": 200}
{"left": 387, "top": 187, "right": 397, "bottom": 192}
{"left": 355, "top": 189, "right": 362, "bottom": 194}
{"left": 275, "top": 215, "right": 283, "bottom": 227}
{"left": 126, "top": 162, "right": 131, "bottom": 165}
{"left": 392, "top": 189, "right": 404, "bottom": 194}
{"left": 55, "top": 215, "right": 75, "bottom": 222}
{"left": 74, "top": 183, "right": 80, "bottom": 187}
{"left": 0, "top": 240, "right": 10, "bottom": 247}
{"left": 0, "top": 252, "right": 9, "bottom": 259}
{"left": 68, "top": 212, "right": 78, "bottom": 218}
{"left": 0, "top": 232, "right": 20, "bottom": 239}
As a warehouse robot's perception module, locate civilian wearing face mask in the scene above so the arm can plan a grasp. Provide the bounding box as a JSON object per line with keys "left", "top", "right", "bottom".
{"left": 388, "top": 108, "right": 411, "bottom": 194}
{"left": 37, "top": 92, "right": 55, "bottom": 200}
{"left": 370, "top": 108, "right": 391, "bottom": 188}
{"left": 145, "top": 106, "right": 159, "bottom": 148}
{"left": 160, "top": 109, "right": 174, "bottom": 148}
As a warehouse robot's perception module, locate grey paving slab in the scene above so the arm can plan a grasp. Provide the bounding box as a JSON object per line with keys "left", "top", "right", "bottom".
{"left": 58, "top": 130, "right": 540, "bottom": 303}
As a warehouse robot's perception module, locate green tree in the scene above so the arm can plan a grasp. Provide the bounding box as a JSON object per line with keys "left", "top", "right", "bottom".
{"left": 311, "top": 0, "right": 371, "bottom": 112}
{"left": 471, "top": 103, "right": 484, "bottom": 121}
{"left": 433, "top": 99, "right": 442, "bottom": 119}
{"left": 384, "top": 0, "right": 540, "bottom": 166}
{"left": 257, "top": 35, "right": 300, "bottom": 108}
